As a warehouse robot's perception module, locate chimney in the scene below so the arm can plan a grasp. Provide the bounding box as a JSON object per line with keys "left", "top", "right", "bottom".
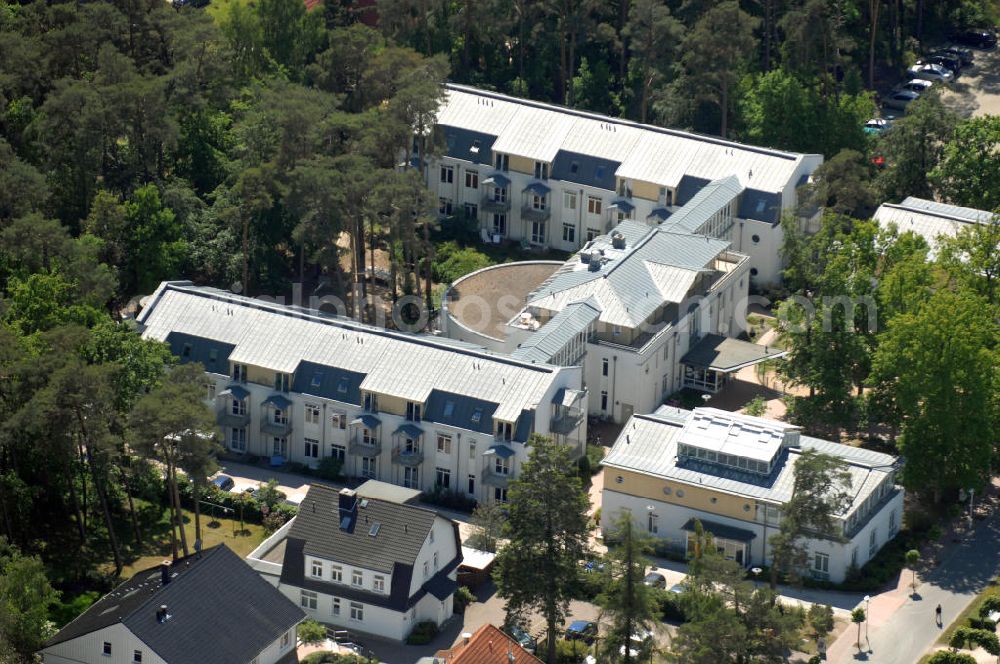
{"left": 156, "top": 605, "right": 168, "bottom": 623}
{"left": 339, "top": 488, "right": 358, "bottom": 532}
{"left": 611, "top": 232, "right": 626, "bottom": 250}
{"left": 160, "top": 561, "right": 171, "bottom": 586}
{"left": 461, "top": 633, "right": 472, "bottom": 645}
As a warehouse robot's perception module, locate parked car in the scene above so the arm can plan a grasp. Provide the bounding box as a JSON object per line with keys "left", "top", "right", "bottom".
{"left": 211, "top": 475, "right": 235, "bottom": 492}
{"left": 918, "top": 53, "right": 961, "bottom": 74}
{"left": 934, "top": 46, "right": 974, "bottom": 66}
{"left": 950, "top": 28, "right": 997, "bottom": 49}
{"left": 864, "top": 118, "right": 892, "bottom": 134}
{"left": 668, "top": 582, "right": 686, "bottom": 594}
{"left": 643, "top": 572, "right": 667, "bottom": 588}
{"left": 883, "top": 89, "right": 921, "bottom": 111}
{"left": 907, "top": 63, "right": 955, "bottom": 85}
{"left": 565, "top": 620, "right": 598, "bottom": 644}
{"left": 502, "top": 624, "right": 537, "bottom": 654}
{"left": 894, "top": 79, "right": 934, "bottom": 94}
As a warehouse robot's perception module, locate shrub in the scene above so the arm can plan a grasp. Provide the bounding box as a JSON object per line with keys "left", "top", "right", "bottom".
{"left": 950, "top": 627, "right": 1000, "bottom": 655}
{"left": 50, "top": 591, "right": 101, "bottom": 627}
{"left": 928, "top": 651, "right": 978, "bottom": 664}
{"left": 420, "top": 486, "right": 477, "bottom": 513}
{"left": 298, "top": 620, "right": 327, "bottom": 645}
{"left": 315, "top": 456, "right": 344, "bottom": 481}
{"left": 657, "top": 591, "right": 688, "bottom": 623}
{"left": 555, "top": 639, "right": 590, "bottom": 664}
{"left": 432, "top": 241, "right": 494, "bottom": 284}
{"left": 454, "top": 585, "right": 475, "bottom": 613}
{"left": 807, "top": 656, "right": 822, "bottom": 664}
{"left": 980, "top": 596, "right": 1000, "bottom": 615}
{"left": 968, "top": 616, "right": 997, "bottom": 630}
{"left": 406, "top": 620, "right": 439, "bottom": 645}
{"left": 572, "top": 566, "right": 605, "bottom": 601}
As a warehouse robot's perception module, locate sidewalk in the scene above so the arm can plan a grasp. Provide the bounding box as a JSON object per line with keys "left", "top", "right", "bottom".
{"left": 827, "top": 482, "right": 1000, "bottom": 664}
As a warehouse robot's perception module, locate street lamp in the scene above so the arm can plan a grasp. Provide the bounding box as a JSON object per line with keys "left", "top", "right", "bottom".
{"left": 864, "top": 595, "right": 872, "bottom": 652}
{"left": 751, "top": 567, "right": 763, "bottom": 586}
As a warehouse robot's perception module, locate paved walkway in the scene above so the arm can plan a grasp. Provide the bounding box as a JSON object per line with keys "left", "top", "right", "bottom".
{"left": 827, "top": 491, "right": 1000, "bottom": 664}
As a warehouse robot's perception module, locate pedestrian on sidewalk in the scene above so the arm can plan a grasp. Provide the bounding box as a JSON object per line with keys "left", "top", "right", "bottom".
{"left": 935, "top": 604, "right": 942, "bottom": 627}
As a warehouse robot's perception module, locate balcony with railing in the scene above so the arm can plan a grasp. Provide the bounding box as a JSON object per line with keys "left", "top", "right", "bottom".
{"left": 521, "top": 204, "right": 551, "bottom": 223}
{"left": 260, "top": 412, "right": 292, "bottom": 436}
{"left": 482, "top": 466, "right": 513, "bottom": 488}
{"left": 217, "top": 405, "right": 250, "bottom": 428}
{"left": 349, "top": 437, "right": 381, "bottom": 456}
{"left": 551, "top": 406, "right": 584, "bottom": 435}
{"left": 481, "top": 193, "right": 511, "bottom": 213}
{"left": 391, "top": 446, "right": 424, "bottom": 466}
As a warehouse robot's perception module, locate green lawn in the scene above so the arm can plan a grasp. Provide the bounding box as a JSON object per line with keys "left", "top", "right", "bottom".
{"left": 114, "top": 507, "right": 267, "bottom": 579}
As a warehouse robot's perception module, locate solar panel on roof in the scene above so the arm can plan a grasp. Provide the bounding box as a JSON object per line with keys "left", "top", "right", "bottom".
{"left": 369, "top": 522, "right": 381, "bottom": 537}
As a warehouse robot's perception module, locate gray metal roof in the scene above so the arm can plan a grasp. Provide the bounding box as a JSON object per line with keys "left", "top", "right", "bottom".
{"left": 511, "top": 298, "right": 601, "bottom": 364}
{"left": 437, "top": 85, "right": 812, "bottom": 196}
{"left": 138, "top": 283, "right": 566, "bottom": 422}
{"left": 682, "top": 333, "right": 788, "bottom": 372}
{"left": 45, "top": 545, "right": 304, "bottom": 663}
{"left": 525, "top": 223, "right": 730, "bottom": 328}
{"left": 289, "top": 484, "right": 439, "bottom": 574}
{"left": 874, "top": 197, "right": 995, "bottom": 254}
{"left": 662, "top": 176, "right": 743, "bottom": 234}
{"left": 603, "top": 408, "right": 898, "bottom": 514}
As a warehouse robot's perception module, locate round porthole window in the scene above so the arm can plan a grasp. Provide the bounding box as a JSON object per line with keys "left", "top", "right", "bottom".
{"left": 751, "top": 234, "right": 760, "bottom": 244}
{"left": 750, "top": 267, "right": 759, "bottom": 277}
{"left": 743, "top": 504, "right": 751, "bottom": 512}
{"left": 675, "top": 489, "right": 685, "bottom": 498}
{"left": 662, "top": 486, "right": 672, "bottom": 496}
{"left": 615, "top": 475, "right": 624, "bottom": 484}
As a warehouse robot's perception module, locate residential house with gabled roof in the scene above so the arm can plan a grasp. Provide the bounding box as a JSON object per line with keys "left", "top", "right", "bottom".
{"left": 601, "top": 407, "right": 904, "bottom": 582}
{"left": 138, "top": 281, "right": 587, "bottom": 506}
{"left": 248, "top": 482, "right": 462, "bottom": 642}
{"left": 429, "top": 84, "right": 823, "bottom": 286}
{"left": 39, "top": 545, "right": 304, "bottom": 664}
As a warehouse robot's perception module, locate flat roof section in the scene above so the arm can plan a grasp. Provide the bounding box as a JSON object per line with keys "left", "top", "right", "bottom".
{"left": 682, "top": 333, "right": 788, "bottom": 372}
{"left": 447, "top": 262, "right": 561, "bottom": 341}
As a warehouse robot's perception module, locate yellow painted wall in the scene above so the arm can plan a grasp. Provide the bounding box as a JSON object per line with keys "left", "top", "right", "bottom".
{"left": 631, "top": 180, "right": 664, "bottom": 202}
{"left": 246, "top": 364, "right": 276, "bottom": 388}
{"left": 604, "top": 467, "right": 759, "bottom": 522}
{"left": 372, "top": 394, "right": 408, "bottom": 417}
{"left": 508, "top": 155, "right": 536, "bottom": 175}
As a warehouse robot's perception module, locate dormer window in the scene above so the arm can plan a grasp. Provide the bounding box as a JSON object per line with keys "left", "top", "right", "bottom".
{"left": 364, "top": 393, "right": 378, "bottom": 412}
{"left": 337, "top": 377, "right": 350, "bottom": 395}
{"left": 496, "top": 421, "right": 513, "bottom": 441}
{"left": 534, "top": 161, "right": 549, "bottom": 180}
{"left": 182, "top": 343, "right": 192, "bottom": 358}
{"left": 471, "top": 409, "right": 483, "bottom": 424}
{"left": 232, "top": 363, "right": 247, "bottom": 382}
{"left": 406, "top": 401, "right": 422, "bottom": 422}
{"left": 274, "top": 373, "right": 290, "bottom": 393}
{"left": 310, "top": 371, "right": 323, "bottom": 388}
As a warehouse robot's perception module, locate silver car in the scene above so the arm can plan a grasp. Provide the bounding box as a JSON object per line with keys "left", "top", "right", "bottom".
{"left": 883, "top": 90, "right": 921, "bottom": 111}
{"left": 907, "top": 63, "right": 954, "bottom": 85}
{"left": 894, "top": 79, "right": 934, "bottom": 94}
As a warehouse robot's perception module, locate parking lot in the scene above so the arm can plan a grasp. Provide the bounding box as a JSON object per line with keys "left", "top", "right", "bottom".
{"left": 881, "top": 41, "right": 1000, "bottom": 120}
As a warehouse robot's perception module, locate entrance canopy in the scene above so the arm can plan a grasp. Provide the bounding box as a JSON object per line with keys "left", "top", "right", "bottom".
{"left": 682, "top": 334, "right": 787, "bottom": 373}
{"left": 682, "top": 517, "right": 757, "bottom": 542}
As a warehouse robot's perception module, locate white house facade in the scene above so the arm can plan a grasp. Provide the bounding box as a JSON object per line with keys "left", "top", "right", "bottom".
{"left": 249, "top": 483, "right": 462, "bottom": 642}
{"left": 600, "top": 407, "right": 904, "bottom": 583}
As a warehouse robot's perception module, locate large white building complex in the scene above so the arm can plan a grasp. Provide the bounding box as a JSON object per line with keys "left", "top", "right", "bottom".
{"left": 429, "top": 84, "right": 823, "bottom": 286}
{"left": 874, "top": 196, "right": 996, "bottom": 254}
{"left": 443, "top": 215, "right": 786, "bottom": 422}
{"left": 137, "top": 281, "right": 586, "bottom": 505}
{"left": 601, "top": 407, "right": 904, "bottom": 582}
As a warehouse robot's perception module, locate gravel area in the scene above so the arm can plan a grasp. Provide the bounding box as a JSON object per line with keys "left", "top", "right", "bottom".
{"left": 939, "top": 45, "right": 1000, "bottom": 118}
{"left": 448, "top": 262, "right": 560, "bottom": 340}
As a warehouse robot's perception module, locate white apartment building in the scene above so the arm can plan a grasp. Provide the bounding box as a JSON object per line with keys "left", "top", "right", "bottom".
{"left": 601, "top": 407, "right": 904, "bottom": 583}
{"left": 248, "top": 483, "right": 462, "bottom": 642}
{"left": 443, "top": 218, "right": 786, "bottom": 423}
{"left": 429, "top": 84, "right": 823, "bottom": 286}
{"left": 137, "top": 281, "right": 586, "bottom": 505}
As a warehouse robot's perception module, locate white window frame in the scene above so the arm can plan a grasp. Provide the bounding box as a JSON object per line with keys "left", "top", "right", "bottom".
{"left": 373, "top": 575, "right": 385, "bottom": 593}
{"left": 331, "top": 565, "right": 343, "bottom": 583}
{"left": 300, "top": 589, "right": 318, "bottom": 610}
{"left": 436, "top": 467, "right": 451, "bottom": 488}
{"left": 352, "top": 570, "right": 363, "bottom": 587}
{"left": 310, "top": 560, "right": 323, "bottom": 578}
{"left": 562, "top": 223, "right": 575, "bottom": 243}
{"left": 587, "top": 196, "right": 602, "bottom": 215}
{"left": 564, "top": 191, "right": 577, "bottom": 210}
{"left": 437, "top": 433, "right": 452, "bottom": 454}
{"left": 465, "top": 170, "right": 479, "bottom": 189}
{"left": 350, "top": 602, "right": 364, "bottom": 622}
{"left": 305, "top": 404, "right": 320, "bottom": 425}
{"left": 332, "top": 597, "right": 341, "bottom": 616}
{"left": 304, "top": 438, "right": 320, "bottom": 459}
{"left": 440, "top": 165, "right": 454, "bottom": 183}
